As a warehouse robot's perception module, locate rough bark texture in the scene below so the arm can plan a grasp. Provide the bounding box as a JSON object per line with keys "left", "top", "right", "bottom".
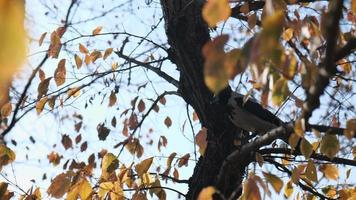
{"left": 160, "top": 1, "right": 250, "bottom": 199}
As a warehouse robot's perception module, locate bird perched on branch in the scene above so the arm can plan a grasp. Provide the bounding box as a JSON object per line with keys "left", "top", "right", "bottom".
{"left": 215, "top": 86, "right": 284, "bottom": 135}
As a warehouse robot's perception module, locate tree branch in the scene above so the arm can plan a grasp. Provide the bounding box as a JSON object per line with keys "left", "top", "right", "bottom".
{"left": 115, "top": 51, "right": 179, "bottom": 87}
{"left": 259, "top": 148, "right": 356, "bottom": 166}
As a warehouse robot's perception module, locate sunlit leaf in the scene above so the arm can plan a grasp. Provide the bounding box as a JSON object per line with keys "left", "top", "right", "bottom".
{"left": 47, "top": 151, "right": 61, "bottom": 166}
{"left": 305, "top": 161, "right": 317, "bottom": 182}
{"left": 272, "top": 77, "right": 289, "bottom": 106}
{"left": 284, "top": 181, "right": 293, "bottom": 198}
{"left": 300, "top": 138, "right": 313, "bottom": 159}
{"left": 320, "top": 134, "right": 340, "bottom": 159}
{"left": 344, "top": 119, "right": 356, "bottom": 140}
{"left": 320, "top": 164, "right": 339, "bottom": 180}
{"left": 103, "top": 48, "right": 113, "bottom": 60}
{"left": 92, "top": 26, "right": 103, "bottom": 35}
{"left": 36, "top": 97, "right": 48, "bottom": 115}
{"left": 263, "top": 172, "right": 283, "bottom": 193}
{"left": 135, "top": 157, "right": 153, "bottom": 177}
{"left": 102, "top": 153, "right": 119, "bottom": 180}
{"left": 288, "top": 133, "right": 300, "bottom": 149}
{"left": 90, "top": 50, "right": 102, "bottom": 63}
{"left": 202, "top": 0, "right": 231, "bottom": 27}
{"left": 282, "top": 28, "right": 294, "bottom": 41}
{"left": 197, "top": 186, "right": 216, "bottom": 200}
{"left": 66, "top": 178, "right": 92, "bottom": 200}
{"left": 0, "top": 145, "right": 16, "bottom": 170}
{"left": 74, "top": 54, "right": 82, "bottom": 69}
{"left": 242, "top": 175, "right": 261, "bottom": 200}
{"left": 79, "top": 43, "right": 89, "bottom": 54}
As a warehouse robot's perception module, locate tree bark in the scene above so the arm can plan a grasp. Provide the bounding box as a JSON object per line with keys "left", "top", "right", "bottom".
{"left": 160, "top": 1, "right": 250, "bottom": 199}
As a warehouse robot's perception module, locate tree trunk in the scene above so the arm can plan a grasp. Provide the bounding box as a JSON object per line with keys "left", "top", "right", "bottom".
{"left": 160, "top": 1, "right": 251, "bottom": 199}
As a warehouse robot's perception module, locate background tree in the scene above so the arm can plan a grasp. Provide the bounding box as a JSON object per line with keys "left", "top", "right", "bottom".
{"left": 0, "top": 0, "right": 355, "bottom": 199}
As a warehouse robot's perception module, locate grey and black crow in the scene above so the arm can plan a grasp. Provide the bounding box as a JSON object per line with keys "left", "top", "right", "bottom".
{"left": 216, "top": 86, "right": 284, "bottom": 135}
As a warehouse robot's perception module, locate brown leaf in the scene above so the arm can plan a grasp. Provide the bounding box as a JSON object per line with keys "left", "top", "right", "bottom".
{"left": 38, "top": 69, "right": 46, "bottom": 81}
{"left": 48, "top": 31, "right": 62, "bottom": 58}
{"left": 103, "top": 48, "right": 113, "bottom": 60}
{"left": 164, "top": 116, "right": 172, "bottom": 128}
{"left": 1, "top": 102, "right": 12, "bottom": 118}
{"left": 38, "top": 32, "right": 47, "bottom": 46}
{"left": 178, "top": 153, "right": 190, "bottom": 167}
{"left": 129, "top": 113, "right": 138, "bottom": 130}
{"left": 158, "top": 136, "right": 168, "bottom": 152}
{"left": 90, "top": 50, "right": 102, "bottom": 63}
{"left": 166, "top": 152, "right": 177, "bottom": 169}
{"left": 80, "top": 141, "right": 88, "bottom": 152}
{"left": 263, "top": 172, "right": 283, "bottom": 193}
{"left": 111, "top": 116, "right": 117, "bottom": 128}
{"left": 37, "top": 77, "right": 52, "bottom": 99}
{"left": 47, "top": 172, "right": 73, "bottom": 198}
{"left": 195, "top": 127, "right": 207, "bottom": 156}
{"left": 202, "top": 0, "right": 231, "bottom": 27}
{"left": 300, "top": 138, "right": 313, "bottom": 159}
{"left": 61, "top": 134, "right": 73, "bottom": 150}
{"left": 97, "top": 123, "right": 110, "bottom": 140}
{"left": 92, "top": 26, "right": 103, "bottom": 35}
{"left": 138, "top": 99, "right": 145, "bottom": 113}
{"left": 79, "top": 43, "right": 89, "bottom": 54}
{"left": 159, "top": 96, "right": 166, "bottom": 105}
{"left": 108, "top": 91, "right": 117, "bottom": 107}
{"left": 74, "top": 122, "right": 82, "bottom": 133}
{"left": 305, "top": 161, "right": 317, "bottom": 182}
{"left": 54, "top": 59, "right": 66, "bottom": 86}
{"left": 74, "top": 54, "right": 82, "bottom": 69}
{"left": 344, "top": 119, "right": 356, "bottom": 139}
{"left": 47, "top": 151, "right": 61, "bottom": 166}
{"left": 75, "top": 134, "right": 82, "bottom": 144}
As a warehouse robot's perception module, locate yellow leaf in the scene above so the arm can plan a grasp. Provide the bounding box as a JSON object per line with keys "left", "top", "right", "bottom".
{"left": 36, "top": 97, "right": 48, "bottom": 115}
{"left": 282, "top": 28, "right": 294, "bottom": 41}
{"left": 47, "top": 172, "right": 73, "bottom": 198}
{"left": 0, "top": 144, "right": 16, "bottom": 170}
{"left": 135, "top": 157, "right": 153, "bottom": 177}
{"left": 294, "top": 118, "right": 305, "bottom": 137}
{"left": 74, "top": 54, "right": 82, "bottom": 69}
{"left": 104, "top": 48, "right": 113, "bottom": 60}
{"left": 1, "top": 102, "right": 12, "bottom": 118}
{"left": 101, "top": 153, "right": 119, "bottom": 180}
{"left": 198, "top": 186, "right": 216, "bottom": 200}
{"left": 300, "top": 138, "right": 313, "bottom": 159}
{"left": 84, "top": 54, "right": 91, "bottom": 65}
{"left": 284, "top": 181, "right": 293, "bottom": 198}
{"left": 288, "top": 133, "right": 300, "bottom": 149}
{"left": 67, "top": 87, "right": 81, "bottom": 98}
{"left": 263, "top": 172, "right": 283, "bottom": 193}
{"left": 305, "top": 161, "right": 317, "bottom": 182}
{"left": 79, "top": 43, "right": 89, "bottom": 54}
{"left": 272, "top": 77, "right": 290, "bottom": 106}
{"left": 98, "top": 182, "right": 114, "bottom": 198}
{"left": 320, "top": 134, "right": 340, "bottom": 159}
{"left": 54, "top": 59, "right": 66, "bottom": 86}
{"left": 202, "top": 0, "right": 231, "bottom": 27}
{"left": 92, "top": 26, "right": 103, "bottom": 35}
{"left": 67, "top": 179, "right": 92, "bottom": 200}
{"left": 112, "top": 62, "right": 119, "bottom": 70}
{"left": 344, "top": 119, "right": 356, "bottom": 140}
{"left": 320, "top": 164, "right": 339, "bottom": 180}
{"left": 0, "top": 0, "right": 26, "bottom": 104}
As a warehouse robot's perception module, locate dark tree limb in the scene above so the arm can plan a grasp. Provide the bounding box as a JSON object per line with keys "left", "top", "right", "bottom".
{"left": 259, "top": 148, "right": 356, "bottom": 166}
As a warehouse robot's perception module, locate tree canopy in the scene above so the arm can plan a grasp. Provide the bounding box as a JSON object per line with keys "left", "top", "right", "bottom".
{"left": 0, "top": 0, "right": 355, "bottom": 199}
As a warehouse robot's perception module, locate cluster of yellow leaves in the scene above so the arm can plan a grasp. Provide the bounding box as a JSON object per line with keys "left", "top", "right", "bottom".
{"left": 0, "top": 144, "right": 16, "bottom": 170}
{"left": 202, "top": 0, "right": 231, "bottom": 27}
{"left": 0, "top": 0, "right": 26, "bottom": 107}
